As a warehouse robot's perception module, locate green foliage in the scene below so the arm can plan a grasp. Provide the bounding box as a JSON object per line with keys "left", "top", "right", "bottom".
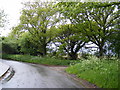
{"left": 55, "top": 24, "right": 86, "bottom": 60}
{"left": 108, "top": 22, "right": 120, "bottom": 58}
{"left": 17, "top": 2, "right": 59, "bottom": 56}
{"left": 57, "top": 2, "right": 120, "bottom": 57}
{"left": 2, "top": 37, "right": 19, "bottom": 54}
{"left": 81, "top": 52, "right": 91, "bottom": 59}
{"left": 10, "top": 24, "right": 25, "bottom": 38}
{"left": 2, "top": 54, "right": 79, "bottom": 66}
{"left": 2, "top": 42, "right": 18, "bottom": 54}
{"left": 66, "top": 56, "right": 119, "bottom": 88}
{"left": 18, "top": 32, "right": 38, "bottom": 55}
{"left": 5, "top": 2, "right": 120, "bottom": 59}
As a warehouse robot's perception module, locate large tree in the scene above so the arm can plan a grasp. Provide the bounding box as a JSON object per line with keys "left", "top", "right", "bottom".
{"left": 54, "top": 24, "right": 87, "bottom": 60}
{"left": 57, "top": 2, "right": 120, "bottom": 57}
{"left": 15, "top": 1, "right": 59, "bottom": 56}
{"left": 81, "top": 2, "right": 119, "bottom": 57}
{"left": 108, "top": 13, "right": 120, "bottom": 58}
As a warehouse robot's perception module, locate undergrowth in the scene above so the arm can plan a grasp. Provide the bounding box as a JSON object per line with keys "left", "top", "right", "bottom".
{"left": 66, "top": 56, "right": 119, "bottom": 88}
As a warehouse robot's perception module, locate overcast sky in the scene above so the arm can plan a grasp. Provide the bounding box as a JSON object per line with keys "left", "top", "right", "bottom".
{"left": 0, "top": 0, "right": 36, "bottom": 36}
{"left": 0, "top": 0, "right": 55, "bottom": 36}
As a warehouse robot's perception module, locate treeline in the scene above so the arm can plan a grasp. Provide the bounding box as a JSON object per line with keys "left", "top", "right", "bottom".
{"left": 1, "top": 1, "right": 120, "bottom": 60}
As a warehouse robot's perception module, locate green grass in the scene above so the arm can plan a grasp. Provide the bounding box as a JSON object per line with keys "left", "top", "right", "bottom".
{"left": 1, "top": 54, "right": 79, "bottom": 66}
{"left": 2, "top": 54, "right": 119, "bottom": 88}
{"left": 66, "top": 56, "right": 119, "bottom": 88}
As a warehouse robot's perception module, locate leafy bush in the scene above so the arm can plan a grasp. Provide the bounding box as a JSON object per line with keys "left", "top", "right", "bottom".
{"left": 2, "top": 54, "right": 78, "bottom": 66}
{"left": 2, "top": 42, "right": 19, "bottom": 54}
{"left": 81, "top": 53, "right": 90, "bottom": 59}
{"left": 1, "top": 37, "right": 19, "bottom": 54}
{"left": 18, "top": 32, "right": 39, "bottom": 55}
{"left": 66, "top": 56, "right": 119, "bottom": 88}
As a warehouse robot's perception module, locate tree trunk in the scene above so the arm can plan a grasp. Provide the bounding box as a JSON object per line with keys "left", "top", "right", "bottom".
{"left": 42, "top": 36, "right": 47, "bottom": 56}
{"left": 99, "top": 46, "right": 104, "bottom": 58}
{"left": 69, "top": 52, "right": 77, "bottom": 60}
{"left": 42, "top": 43, "right": 47, "bottom": 56}
{"left": 118, "top": 51, "right": 120, "bottom": 59}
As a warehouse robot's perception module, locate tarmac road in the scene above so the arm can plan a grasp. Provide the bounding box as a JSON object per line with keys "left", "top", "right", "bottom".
{"left": 2, "top": 60, "right": 84, "bottom": 88}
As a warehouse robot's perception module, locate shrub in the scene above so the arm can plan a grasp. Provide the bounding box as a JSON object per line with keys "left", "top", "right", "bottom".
{"left": 2, "top": 42, "right": 19, "bottom": 54}
{"left": 2, "top": 54, "right": 78, "bottom": 66}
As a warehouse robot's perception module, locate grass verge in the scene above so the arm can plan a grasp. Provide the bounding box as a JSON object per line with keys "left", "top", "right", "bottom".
{"left": 66, "top": 56, "right": 119, "bottom": 88}
{"left": 1, "top": 54, "right": 79, "bottom": 66}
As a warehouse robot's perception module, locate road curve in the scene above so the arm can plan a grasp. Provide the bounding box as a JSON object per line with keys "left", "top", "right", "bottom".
{"left": 2, "top": 60, "right": 84, "bottom": 88}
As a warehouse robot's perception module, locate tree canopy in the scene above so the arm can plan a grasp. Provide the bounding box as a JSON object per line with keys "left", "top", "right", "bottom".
{"left": 6, "top": 1, "right": 120, "bottom": 59}
{"left": 13, "top": 2, "right": 60, "bottom": 56}
{"left": 57, "top": 2, "right": 120, "bottom": 57}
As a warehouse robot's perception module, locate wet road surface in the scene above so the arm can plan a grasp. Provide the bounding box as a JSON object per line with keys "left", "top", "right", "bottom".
{"left": 1, "top": 60, "right": 84, "bottom": 88}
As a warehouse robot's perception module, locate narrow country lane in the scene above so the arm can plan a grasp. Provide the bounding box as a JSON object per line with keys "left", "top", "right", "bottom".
{"left": 2, "top": 60, "right": 84, "bottom": 88}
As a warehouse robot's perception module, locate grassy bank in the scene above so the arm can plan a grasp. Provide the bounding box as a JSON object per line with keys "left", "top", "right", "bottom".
{"left": 2, "top": 54, "right": 79, "bottom": 66}
{"left": 66, "top": 56, "right": 119, "bottom": 88}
